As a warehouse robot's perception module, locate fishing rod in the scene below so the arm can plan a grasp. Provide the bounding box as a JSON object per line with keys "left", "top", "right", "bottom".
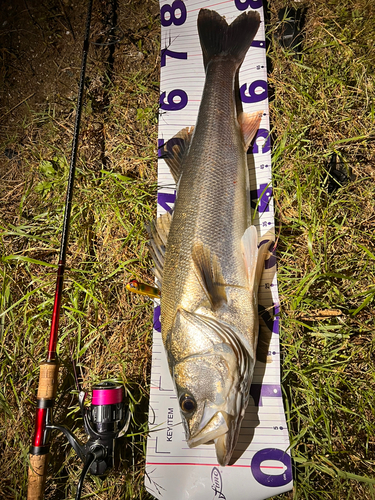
{"left": 27, "top": 2, "right": 129, "bottom": 499}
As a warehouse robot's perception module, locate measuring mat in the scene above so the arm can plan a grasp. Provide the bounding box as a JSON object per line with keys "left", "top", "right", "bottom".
{"left": 145, "top": 1, "right": 293, "bottom": 499}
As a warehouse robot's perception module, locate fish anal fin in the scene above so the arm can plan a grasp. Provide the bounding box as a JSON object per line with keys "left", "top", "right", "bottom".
{"left": 241, "top": 226, "right": 275, "bottom": 292}
{"left": 239, "top": 111, "right": 263, "bottom": 151}
{"left": 256, "top": 232, "right": 275, "bottom": 287}
{"left": 160, "top": 127, "right": 194, "bottom": 183}
{"left": 147, "top": 211, "right": 173, "bottom": 285}
{"left": 192, "top": 242, "right": 227, "bottom": 311}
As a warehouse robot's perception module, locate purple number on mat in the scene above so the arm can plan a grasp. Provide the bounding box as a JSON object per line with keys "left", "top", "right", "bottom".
{"left": 158, "top": 139, "right": 165, "bottom": 158}
{"left": 161, "top": 1, "right": 187, "bottom": 27}
{"left": 153, "top": 306, "right": 161, "bottom": 332}
{"left": 240, "top": 80, "right": 268, "bottom": 103}
{"left": 250, "top": 384, "right": 281, "bottom": 407}
{"left": 250, "top": 182, "right": 272, "bottom": 212}
{"left": 250, "top": 128, "right": 271, "bottom": 154}
{"left": 161, "top": 49, "right": 188, "bottom": 67}
{"left": 160, "top": 89, "right": 188, "bottom": 111}
{"left": 235, "top": 0, "right": 263, "bottom": 11}
{"left": 158, "top": 191, "right": 176, "bottom": 212}
{"left": 264, "top": 242, "right": 276, "bottom": 269}
{"left": 251, "top": 448, "right": 292, "bottom": 487}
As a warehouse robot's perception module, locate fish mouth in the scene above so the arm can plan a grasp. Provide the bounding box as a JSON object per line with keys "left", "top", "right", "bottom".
{"left": 187, "top": 411, "right": 230, "bottom": 448}
{"left": 187, "top": 410, "right": 238, "bottom": 466}
{"left": 187, "top": 409, "right": 241, "bottom": 466}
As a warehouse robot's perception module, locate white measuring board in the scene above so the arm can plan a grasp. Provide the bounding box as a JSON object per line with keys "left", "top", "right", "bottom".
{"left": 145, "top": 1, "right": 293, "bottom": 499}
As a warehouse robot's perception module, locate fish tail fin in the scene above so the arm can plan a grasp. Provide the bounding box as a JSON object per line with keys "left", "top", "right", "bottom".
{"left": 198, "top": 9, "right": 261, "bottom": 70}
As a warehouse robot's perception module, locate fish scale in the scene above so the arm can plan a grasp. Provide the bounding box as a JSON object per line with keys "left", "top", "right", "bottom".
{"left": 162, "top": 60, "right": 253, "bottom": 347}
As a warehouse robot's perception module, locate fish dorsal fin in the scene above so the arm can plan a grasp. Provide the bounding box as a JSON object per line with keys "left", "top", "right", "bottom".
{"left": 147, "top": 211, "right": 173, "bottom": 285}
{"left": 192, "top": 242, "right": 227, "bottom": 311}
{"left": 160, "top": 127, "right": 194, "bottom": 183}
{"left": 239, "top": 111, "right": 263, "bottom": 151}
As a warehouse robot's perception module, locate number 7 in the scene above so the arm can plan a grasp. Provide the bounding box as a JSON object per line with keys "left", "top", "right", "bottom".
{"left": 161, "top": 48, "right": 188, "bottom": 68}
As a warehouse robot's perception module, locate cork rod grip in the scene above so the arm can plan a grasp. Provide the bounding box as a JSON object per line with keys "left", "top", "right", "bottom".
{"left": 37, "top": 362, "right": 59, "bottom": 400}
{"left": 27, "top": 361, "right": 58, "bottom": 499}
{"left": 27, "top": 453, "right": 49, "bottom": 500}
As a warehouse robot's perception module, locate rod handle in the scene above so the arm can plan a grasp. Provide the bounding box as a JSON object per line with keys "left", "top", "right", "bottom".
{"left": 37, "top": 362, "right": 59, "bottom": 399}
{"left": 27, "top": 361, "right": 58, "bottom": 499}
{"left": 27, "top": 453, "right": 49, "bottom": 500}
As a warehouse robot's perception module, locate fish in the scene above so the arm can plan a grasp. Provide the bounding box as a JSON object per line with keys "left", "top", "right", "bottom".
{"left": 149, "top": 8, "right": 273, "bottom": 466}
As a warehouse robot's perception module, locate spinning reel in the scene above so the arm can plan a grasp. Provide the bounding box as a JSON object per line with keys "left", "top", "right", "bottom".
{"left": 46, "top": 382, "right": 130, "bottom": 500}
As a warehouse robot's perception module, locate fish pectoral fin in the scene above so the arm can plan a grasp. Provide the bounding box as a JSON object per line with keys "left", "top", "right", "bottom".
{"left": 241, "top": 226, "right": 259, "bottom": 293}
{"left": 147, "top": 211, "right": 173, "bottom": 285}
{"left": 239, "top": 111, "right": 263, "bottom": 151}
{"left": 160, "top": 126, "right": 194, "bottom": 183}
{"left": 192, "top": 242, "right": 227, "bottom": 311}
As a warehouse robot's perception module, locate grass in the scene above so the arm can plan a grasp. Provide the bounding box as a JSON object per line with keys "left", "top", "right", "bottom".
{"left": 1, "top": 1, "right": 159, "bottom": 498}
{"left": 269, "top": 1, "right": 375, "bottom": 498}
{"left": 0, "top": 0, "right": 375, "bottom": 499}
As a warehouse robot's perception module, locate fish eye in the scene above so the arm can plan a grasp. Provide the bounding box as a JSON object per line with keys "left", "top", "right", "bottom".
{"left": 179, "top": 394, "right": 197, "bottom": 413}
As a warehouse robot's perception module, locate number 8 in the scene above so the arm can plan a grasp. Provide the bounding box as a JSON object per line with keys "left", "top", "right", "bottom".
{"left": 235, "top": 0, "right": 263, "bottom": 10}
{"left": 161, "top": 0, "right": 187, "bottom": 27}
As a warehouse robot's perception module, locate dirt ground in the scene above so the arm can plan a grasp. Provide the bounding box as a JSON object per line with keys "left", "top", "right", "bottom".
{"left": 0, "top": 0, "right": 160, "bottom": 241}
{"left": 0, "top": 0, "right": 160, "bottom": 193}
{"left": 0, "top": 0, "right": 159, "bottom": 123}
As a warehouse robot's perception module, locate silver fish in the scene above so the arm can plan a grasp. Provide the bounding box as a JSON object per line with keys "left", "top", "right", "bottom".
{"left": 150, "top": 8, "right": 272, "bottom": 466}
